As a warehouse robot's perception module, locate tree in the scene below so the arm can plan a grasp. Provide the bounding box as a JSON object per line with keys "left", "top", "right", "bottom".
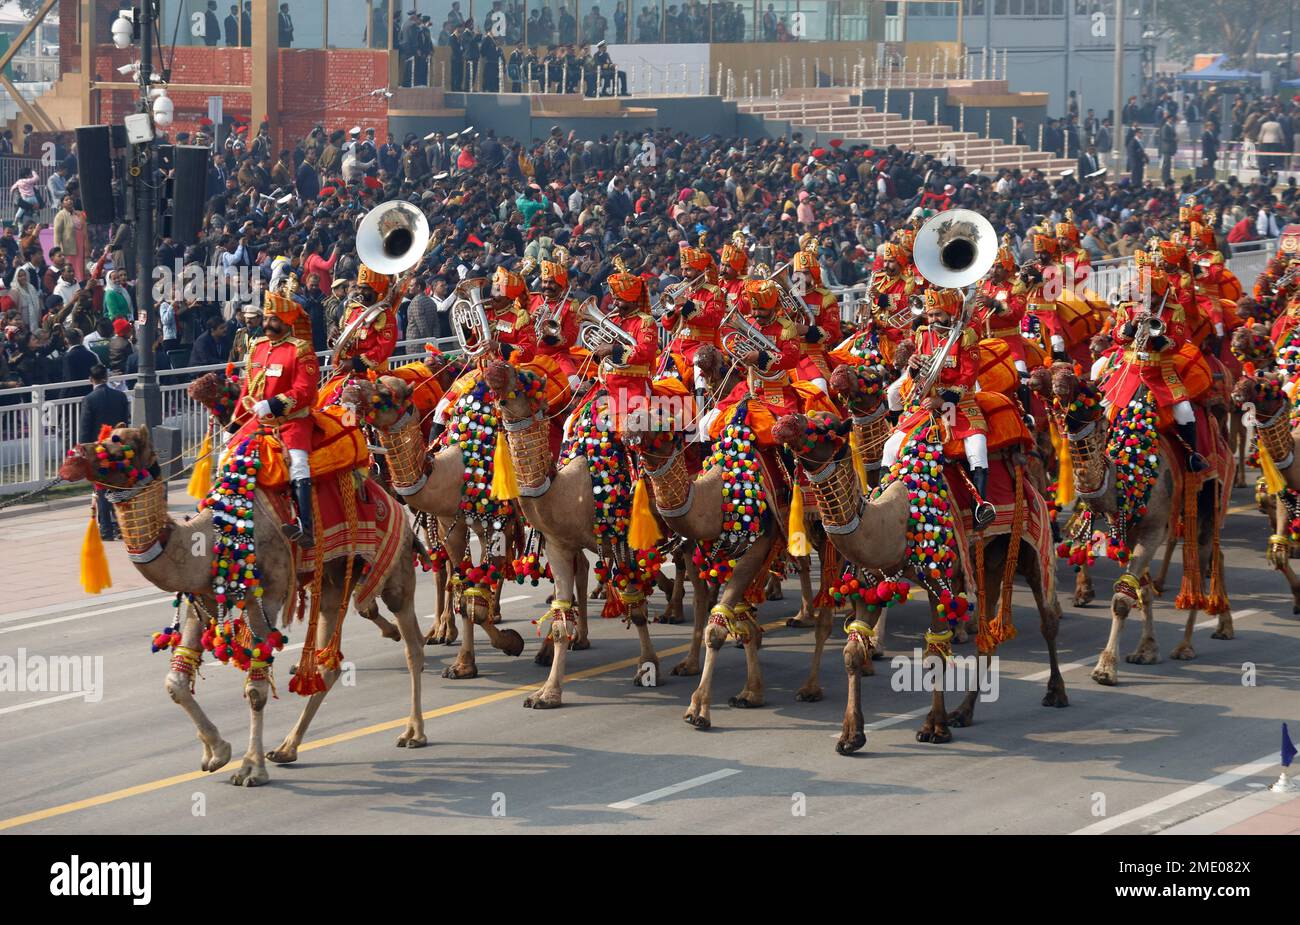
{"left": 1153, "top": 0, "right": 1290, "bottom": 69}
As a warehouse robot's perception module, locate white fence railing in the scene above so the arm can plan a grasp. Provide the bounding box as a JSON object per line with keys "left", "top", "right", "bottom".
{"left": 0, "top": 336, "right": 460, "bottom": 496}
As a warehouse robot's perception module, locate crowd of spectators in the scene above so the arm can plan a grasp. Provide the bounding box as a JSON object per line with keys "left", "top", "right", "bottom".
{"left": 3, "top": 106, "right": 1300, "bottom": 397}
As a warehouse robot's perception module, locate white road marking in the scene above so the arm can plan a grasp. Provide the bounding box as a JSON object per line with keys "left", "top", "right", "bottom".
{"left": 0, "top": 587, "right": 162, "bottom": 624}
{"left": 0, "top": 692, "right": 88, "bottom": 715}
{"left": 608, "top": 768, "right": 742, "bottom": 809}
{"left": 1071, "top": 752, "right": 1280, "bottom": 835}
{"left": 0, "top": 598, "right": 174, "bottom": 635}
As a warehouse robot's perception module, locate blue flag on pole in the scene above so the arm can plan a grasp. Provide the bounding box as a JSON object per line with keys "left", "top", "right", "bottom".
{"left": 1283, "top": 723, "right": 1297, "bottom": 768}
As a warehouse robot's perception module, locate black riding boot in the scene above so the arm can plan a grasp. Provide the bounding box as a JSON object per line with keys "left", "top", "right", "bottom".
{"left": 1017, "top": 382, "right": 1035, "bottom": 426}
{"left": 970, "top": 466, "right": 996, "bottom": 527}
{"left": 1176, "top": 421, "right": 1209, "bottom": 473}
{"left": 286, "top": 477, "right": 316, "bottom": 549}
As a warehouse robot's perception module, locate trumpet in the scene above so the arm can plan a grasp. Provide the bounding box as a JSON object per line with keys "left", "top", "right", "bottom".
{"left": 533, "top": 281, "right": 572, "bottom": 340}
{"left": 720, "top": 305, "right": 785, "bottom": 381}
{"left": 768, "top": 263, "right": 817, "bottom": 326}
{"left": 451, "top": 277, "right": 495, "bottom": 360}
{"left": 652, "top": 271, "right": 705, "bottom": 319}
{"left": 1272, "top": 265, "right": 1298, "bottom": 296}
{"left": 577, "top": 297, "right": 638, "bottom": 366}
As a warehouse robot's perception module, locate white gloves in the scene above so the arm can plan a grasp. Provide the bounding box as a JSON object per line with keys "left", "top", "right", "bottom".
{"left": 253, "top": 400, "right": 273, "bottom": 418}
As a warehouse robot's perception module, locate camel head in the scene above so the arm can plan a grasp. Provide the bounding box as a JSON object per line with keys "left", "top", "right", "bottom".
{"left": 339, "top": 374, "right": 412, "bottom": 430}
{"left": 1231, "top": 370, "right": 1289, "bottom": 417}
{"left": 422, "top": 347, "right": 463, "bottom": 390}
{"left": 483, "top": 361, "right": 545, "bottom": 422}
{"left": 187, "top": 370, "right": 241, "bottom": 427}
{"left": 1089, "top": 333, "right": 1113, "bottom": 362}
{"left": 892, "top": 338, "right": 917, "bottom": 371}
{"left": 773, "top": 411, "right": 850, "bottom": 470}
{"left": 627, "top": 418, "right": 680, "bottom": 464}
{"left": 829, "top": 363, "right": 890, "bottom": 414}
{"left": 61, "top": 424, "right": 157, "bottom": 488}
{"left": 694, "top": 344, "right": 738, "bottom": 394}
{"left": 1230, "top": 324, "right": 1273, "bottom": 372}
{"left": 1235, "top": 295, "right": 1261, "bottom": 322}
{"left": 1041, "top": 363, "right": 1102, "bottom": 432}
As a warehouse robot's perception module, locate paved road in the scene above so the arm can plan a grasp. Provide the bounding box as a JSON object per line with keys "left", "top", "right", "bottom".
{"left": 1, "top": 483, "right": 1296, "bottom": 835}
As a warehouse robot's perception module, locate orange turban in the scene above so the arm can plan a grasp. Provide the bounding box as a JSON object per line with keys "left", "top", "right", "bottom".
{"left": 357, "top": 264, "right": 391, "bottom": 298}
{"left": 792, "top": 248, "right": 822, "bottom": 284}
{"left": 1033, "top": 233, "right": 1058, "bottom": 255}
{"left": 1158, "top": 240, "right": 1187, "bottom": 265}
{"left": 492, "top": 266, "right": 526, "bottom": 300}
{"left": 540, "top": 257, "right": 568, "bottom": 288}
{"left": 745, "top": 279, "right": 779, "bottom": 310}
{"left": 923, "top": 288, "right": 962, "bottom": 314}
{"left": 608, "top": 269, "right": 646, "bottom": 303}
{"left": 720, "top": 239, "right": 749, "bottom": 272}
{"left": 680, "top": 244, "right": 714, "bottom": 273}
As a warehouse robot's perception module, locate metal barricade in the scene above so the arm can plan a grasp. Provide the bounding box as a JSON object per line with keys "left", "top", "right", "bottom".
{"left": 0, "top": 155, "right": 57, "bottom": 227}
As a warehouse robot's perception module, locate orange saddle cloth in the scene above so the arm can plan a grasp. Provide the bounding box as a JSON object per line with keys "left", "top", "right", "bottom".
{"left": 225, "top": 405, "right": 369, "bottom": 492}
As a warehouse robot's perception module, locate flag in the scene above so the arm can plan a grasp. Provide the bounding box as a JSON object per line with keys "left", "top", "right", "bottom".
{"left": 1283, "top": 723, "right": 1297, "bottom": 768}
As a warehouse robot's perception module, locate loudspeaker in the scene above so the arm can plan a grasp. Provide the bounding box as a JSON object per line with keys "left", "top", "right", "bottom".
{"left": 75, "top": 125, "right": 115, "bottom": 223}
{"left": 170, "top": 145, "right": 210, "bottom": 245}
{"left": 110, "top": 124, "right": 128, "bottom": 150}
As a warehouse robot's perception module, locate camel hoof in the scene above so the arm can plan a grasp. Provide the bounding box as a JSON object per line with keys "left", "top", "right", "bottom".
{"left": 728, "top": 694, "right": 763, "bottom": 708}
{"left": 204, "top": 739, "right": 233, "bottom": 772}
{"left": 265, "top": 745, "right": 298, "bottom": 765}
{"left": 1170, "top": 643, "right": 1197, "bottom": 661}
{"left": 534, "top": 644, "right": 554, "bottom": 667}
{"left": 497, "top": 629, "right": 526, "bottom": 658}
{"left": 670, "top": 659, "right": 699, "bottom": 677}
{"left": 569, "top": 636, "right": 591, "bottom": 651}
{"left": 229, "top": 764, "right": 269, "bottom": 787}
{"left": 1042, "top": 688, "right": 1070, "bottom": 707}
{"left": 953, "top": 626, "right": 970, "bottom": 645}
{"left": 916, "top": 728, "right": 933, "bottom": 742}
{"left": 794, "top": 686, "right": 824, "bottom": 703}
{"left": 1151, "top": 580, "right": 1166, "bottom": 597}
{"left": 1091, "top": 667, "right": 1118, "bottom": 686}
{"left": 836, "top": 732, "right": 866, "bottom": 755}
{"left": 766, "top": 586, "right": 784, "bottom": 601}
{"left": 946, "top": 709, "right": 974, "bottom": 728}
{"left": 1125, "top": 646, "right": 1160, "bottom": 665}
{"left": 683, "top": 711, "right": 711, "bottom": 729}
{"left": 396, "top": 731, "right": 428, "bottom": 748}
{"left": 654, "top": 611, "right": 684, "bottom": 624}
{"left": 786, "top": 614, "right": 814, "bottom": 628}
{"left": 928, "top": 727, "right": 952, "bottom": 744}
{"left": 1211, "top": 625, "right": 1235, "bottom": 640}
{"left": 442, "top": 663, "right": 478, "bottom": 679}
{"left": 523, "top": 691, "right": 561, "bottom": 709}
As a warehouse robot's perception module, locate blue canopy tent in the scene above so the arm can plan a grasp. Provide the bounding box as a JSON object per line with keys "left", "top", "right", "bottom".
{"left": 1175, "top": 54, "right": 1262, "bottom": 82}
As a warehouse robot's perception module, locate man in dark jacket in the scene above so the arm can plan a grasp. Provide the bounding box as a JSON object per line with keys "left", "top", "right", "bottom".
{"left": 204, "top": 0, "right": 221, "bottom": 45}
{"left": 78, "top": 364, "right": 131, "bottom": 540}
{"left": 296, "top": 148, "right": 321, "bottom": 200}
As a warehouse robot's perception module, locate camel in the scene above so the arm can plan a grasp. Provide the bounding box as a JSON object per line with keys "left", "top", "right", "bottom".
{"left": 1231, "top": 372, "right": 1300, "bottom": 613}
{"left": 339, "top": 375, "right": 528, "bottom": 677}
{"left": 483, "top": 360, "right": 665, "bottom": 708}
{"left": 773, "top": 407, "right": 1067, "bottom": 755}
{"left": 1036, "top": 365, "right": 1235, "bottom": 686}
{"left": 59, "top": 425, "right": 426, "bottom": 787}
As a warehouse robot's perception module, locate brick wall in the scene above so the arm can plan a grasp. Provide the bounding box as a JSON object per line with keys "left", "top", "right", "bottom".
{"left": 84, "top": 47, "right": 390, "bottom": 152}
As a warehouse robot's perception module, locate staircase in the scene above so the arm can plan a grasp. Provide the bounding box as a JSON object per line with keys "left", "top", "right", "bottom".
{"left": 737, "top": 90, "right": 1077, "bottom": 175}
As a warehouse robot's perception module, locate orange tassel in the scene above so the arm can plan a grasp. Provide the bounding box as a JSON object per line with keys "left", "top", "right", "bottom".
{"left": 79, "top": 512, "right": 112, "bottom": 595}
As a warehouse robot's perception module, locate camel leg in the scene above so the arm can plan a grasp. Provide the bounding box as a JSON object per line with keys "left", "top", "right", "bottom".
{"left": 443, "top": 524, "right": 481, "bottom": 678}
{"left": 231, "top": 603, "right": 282, "bottom": 787}
{"left": 686, "top": 536, "right": 773, "bottom": 727}
{"left": 629, "top": 602, "right": 661, "bottom": 687}
{"left": 572, "top": 551, "right": 591, "bottom": 649}
{"left": 726, "top": 541, "right": 772, "bottom": 709}
{"left": 655, "top": 552, "right": 686, "bottom": 624}
{"left": 360, "top": 602, "right": 401, "bottom": 641}
{"left": 267, "top": 591, "right": 343, "bottom": 764}
{"left": 1150, "top": 534, "right": 1178, "bottom": 597}
{"left": 385, "top": 556, "right": 428, "bottom": 748}
{"left": 165, "top": 604, "right": 231, "bottom": 773}
{"left": 836, "top": 601, "right": 870, "bottom": 755}
{"left": 671, "top": 568, "right": 710, "bottom": 676}
{"left": 426, "top": 557, "right": 458, "bottom": 646}
{"left": 1073, "top": 560, "right": 1095, "bottom": 607}
{"left": 795, "top": 592, "right": 832, "bottom": 702}
{"left": 866, "top": 602, "right": 887, "bottom": 662}
{"left": 1025, "top": 545, "right": 1069, "bottom": 707}
{"left": 916, "top": 600, "right": 953, "bottom": 744}
{"left": 524, "top": 543, "right": 578, "bottom": 709}
{"left": 787, "top": 554, "right": 816, "bottom": 628}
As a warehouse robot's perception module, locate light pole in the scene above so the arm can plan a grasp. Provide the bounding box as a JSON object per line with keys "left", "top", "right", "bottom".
{"left": 1112, "top": 0, "right": 1124, "bottom": 174}
{"left": 114, "top": 3, "right": 163, "bottom": 429}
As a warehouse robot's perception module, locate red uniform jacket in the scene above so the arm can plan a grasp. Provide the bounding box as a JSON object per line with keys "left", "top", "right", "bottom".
{"left": 236, "top": 334, "right": 319, "bottom": 452}
{"left": 338, "top": 300, "right": 400, "bottom": 370}
{"left": 528, "top": 291, "right": 580, "bottom": 375}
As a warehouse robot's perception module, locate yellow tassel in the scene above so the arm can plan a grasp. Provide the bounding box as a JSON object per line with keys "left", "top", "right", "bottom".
{"left": 490, "top": 429, "right": 520, "bottom": 501}
{"left": 628, "top": 477, "right": 663, "bottom": 549}
{"left": 1260, "top": 444, "right": 1287, "bottom": 496}
{"left": 80, "top": 513, "right": 112, "bottom": 595}
{"left": 848, "top": 430, "right": 870, "bottom": 491}
{"left": 788, "top": 486, "right": 810, "bottom": 557}
{"left": 187, "top": 433, "right": 213, "bottom": 501}
{"left": 1050, "top": 425, "right": 1076, "bottom": 508}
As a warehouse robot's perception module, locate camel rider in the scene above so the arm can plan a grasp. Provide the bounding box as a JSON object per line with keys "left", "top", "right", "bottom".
{"left": 882, "top": 287, "right": 995, "bottom": 527}
{"left": 588, "top": 259, "right": 662, "bottom": 436}
{"left": 975, "top": 236, "right": 1034, "bottom": 414}
{"left": 661, "top": 234, "right": 725, "bottom": 402}
{"left": 867, "top": 242, "right": 917, "bottom": 366}
{"left": 1054, "top": 210, "right": 1091, "bottom": 276}
{"left": 1101, "top": 295, "right": 1209, "bottom": 473}
{"left": 237, "top": 287, "right": 320, "bottom": 548}
{"left": 528, "top": 248, "right": 584, "bottom": 391}
{"left": 717, "top": 231, "right": 750, "bottom": 311}
{"left": 700, "top": 278, "right": 838, "bottom": 444}
{"left": 1155, "top": 237, "right": 1225, "bottom": 353}
{"left": 336, "top": 264, "right": 401, "bottom": 374}
{"left": 787, "top": 235, "right": 841, "bottom": 393}
{"left": 1189, "top": 219, "right": 1243, "bottom": 304}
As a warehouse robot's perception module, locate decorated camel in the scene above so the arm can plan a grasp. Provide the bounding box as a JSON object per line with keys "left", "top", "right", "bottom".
{"left": 1038, "top": 364, "right": 1235, "bottom": 685}
{"left": 339, "top": 372, "right": 530, "bottom": 676}
{"left": 60, "top": 424, "right": 426, "bottom": 787}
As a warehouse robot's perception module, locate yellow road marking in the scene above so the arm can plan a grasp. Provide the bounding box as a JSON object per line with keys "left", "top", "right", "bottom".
{"left": 1227, "top": 503, "right": 1259, "bottom": 515}
{"left": 0, "top": 617, "right": 792, "bottom": 832}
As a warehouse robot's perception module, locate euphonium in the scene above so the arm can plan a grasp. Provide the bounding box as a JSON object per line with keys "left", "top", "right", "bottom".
{"left": 652, "top": 270, "right": 706, "bottom": 319}
{"left": 768, "top": 262, "right": 817, "bottom": 325}
{"left": 576, "top": 297, "right": 637, "bottom": 365}
{"left": 719, "top": 305, "right": 785, "bottom": 381}
{"left": 451, "top": 278, "right": 494, "bottom": 360}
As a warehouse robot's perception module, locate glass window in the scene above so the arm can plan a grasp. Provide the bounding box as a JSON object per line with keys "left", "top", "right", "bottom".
{"left": 995, "top": 0, "right": 1006, "bottom": 13}
{"left": 328, "top": 0, "right": 375, "bottom": 48}
{"left": 630, "top": 0, "right": 663, "bottom": 42}
{"left": 1052, "top": 0, "right": 1064, "bottom": 14}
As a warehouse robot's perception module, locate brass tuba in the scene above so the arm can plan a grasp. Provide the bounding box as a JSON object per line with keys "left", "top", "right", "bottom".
{"left": 576, "top": 296, "right": 637, "bottom": 366}
{"left": 451, "top": 277, "right": 494, "bottom": 360}
{"left": 719, "top": 304, "right": 785, "bottom": 381}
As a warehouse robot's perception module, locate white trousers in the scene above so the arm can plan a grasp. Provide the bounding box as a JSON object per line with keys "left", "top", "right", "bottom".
{"left": 1172, "top": 399, "right": 1196, "bottom": 426}
{"left": 288, "top": 448, "right": 310, "bottom": 481}
{"left": 881, "top": 429, "right": 988, "bottom": 470}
